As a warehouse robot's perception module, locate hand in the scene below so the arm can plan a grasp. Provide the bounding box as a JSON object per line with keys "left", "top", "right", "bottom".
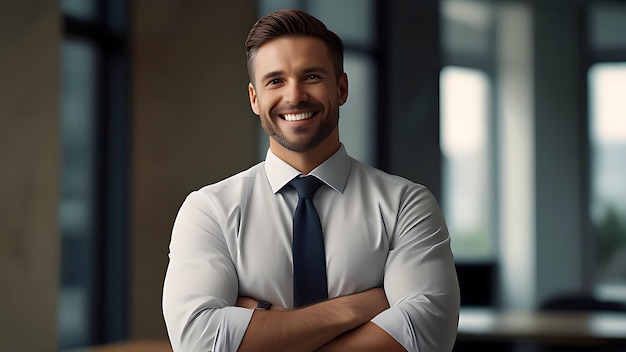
{"left": 236, "top": 296, "right": 287, "bottom": 311}
{"left": 236, "top": 296, "right": 259, "bottom": 309}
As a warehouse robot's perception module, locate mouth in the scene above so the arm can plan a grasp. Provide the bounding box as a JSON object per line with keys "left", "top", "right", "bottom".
{"left": 280, "top": 112, "right": 315, "bottom": 121}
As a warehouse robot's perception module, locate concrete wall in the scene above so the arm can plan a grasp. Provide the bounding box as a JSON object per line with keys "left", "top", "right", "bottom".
{"left": 0, "top": 1, "right": 61, "bottom": 350}
{"left": 130, "top": 0, "right": 258, "bottom": 338}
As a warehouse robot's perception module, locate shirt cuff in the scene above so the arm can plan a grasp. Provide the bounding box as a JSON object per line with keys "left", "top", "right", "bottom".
{"left": 213, "top": 307, "right": 254, "bottom": 352}
{"left": 371, "top": 305, "right": 417, "bottom": 352}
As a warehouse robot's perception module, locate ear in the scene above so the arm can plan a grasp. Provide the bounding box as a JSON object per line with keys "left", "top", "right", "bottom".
{"left": 338, "top": 72, "right": 348, "bottom": 106}
{"left": 248, "top": 82, "right": 260, "bottom": 115}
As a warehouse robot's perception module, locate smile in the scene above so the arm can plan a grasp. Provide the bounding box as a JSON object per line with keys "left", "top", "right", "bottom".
{"left": 282, "top": 112, "right": 314, "bottom": 121}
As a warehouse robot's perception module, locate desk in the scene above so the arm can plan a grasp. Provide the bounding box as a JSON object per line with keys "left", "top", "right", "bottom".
{"left": 458, "top": 308, "right": 626, "bottom": 346}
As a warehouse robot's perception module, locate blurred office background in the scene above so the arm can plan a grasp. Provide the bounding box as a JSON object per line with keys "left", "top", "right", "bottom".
{"left": 1, "top": 0, "right": 625, "bottom": 351}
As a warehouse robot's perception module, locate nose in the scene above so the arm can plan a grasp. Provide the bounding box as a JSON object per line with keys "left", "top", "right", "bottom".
{"left": 285, "top": 82, "right": 307, "bottom": 105}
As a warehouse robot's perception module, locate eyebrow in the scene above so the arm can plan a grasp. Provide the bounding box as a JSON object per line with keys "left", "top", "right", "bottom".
{"left": 303, "top": 66, "right": 329, "bottom": 75}
{"left": 260, "top": 71, "right": 283, "bottom": 83}
{"left": 260, "top": 66, "right": 330, "bottom": 83}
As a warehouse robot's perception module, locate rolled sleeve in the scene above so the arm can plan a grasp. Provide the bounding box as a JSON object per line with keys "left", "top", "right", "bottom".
{"left": 163, "top": 191, "right": 252, "bottom": 351}
{"left": 212, "top": 307, "right": 254, "bottom": 351}
{"left": 373, "top": 186, "right": 460, "bottom": 351}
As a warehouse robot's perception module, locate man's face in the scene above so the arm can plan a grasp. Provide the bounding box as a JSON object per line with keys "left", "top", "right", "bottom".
{"left": 248, "top": 36, "right": 348, "bottom": 154}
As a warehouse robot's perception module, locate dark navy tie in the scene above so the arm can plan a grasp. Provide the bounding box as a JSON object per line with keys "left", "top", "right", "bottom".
{"left": 289, "top": 176, "right": 328, "bottom": 307}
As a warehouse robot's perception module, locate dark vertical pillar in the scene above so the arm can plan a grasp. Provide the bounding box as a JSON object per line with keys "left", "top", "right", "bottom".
{"left": 383, "top": 0, "right": 441, "bottom": 198}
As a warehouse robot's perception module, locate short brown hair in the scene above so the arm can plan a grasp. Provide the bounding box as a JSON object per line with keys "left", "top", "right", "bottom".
{"left": 245, "top": 9, "right": 344, "bottom": 84}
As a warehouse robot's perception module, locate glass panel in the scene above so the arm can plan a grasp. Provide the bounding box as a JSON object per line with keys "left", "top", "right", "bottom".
{"left": 340, "top": 52, "right": 375, "bottom": 166}
{"left": 62, "top": 0, "right": 97, "bottom": 20}
{"left": 590, "top": 3, "right": 626, "bottom": 51}
{"left": 589, "top": 63, "right": 626, "bottom": 286}
{"left": 308, "top": 0, "right": 375, "bottom": 47}
{"left": 58, "top": 38, "right": 98, "bottom": 349}
{"left": 258, "top": 0, "right": 375, "bottom": 47}
{"left": 441, "top": 0, "right": 493, "bottom": 59}
{"left": 440, "top": 66, "right": 492, "bottom": 260}
{"left": 258, "top": 0, "right": 301, "bottom": 16}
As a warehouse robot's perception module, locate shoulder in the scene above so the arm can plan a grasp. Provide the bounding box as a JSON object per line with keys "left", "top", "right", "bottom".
{"left": 348, "top": 158, "right": 439, "bottom": 206}
{"left": 349, "top": 158, "right": 427, "bottom": 192}
{"left": 200, "top": 161, "right": 265, "bottom": 192}
{"left": 183, "top": 161, "right": 266, "bottom": 209}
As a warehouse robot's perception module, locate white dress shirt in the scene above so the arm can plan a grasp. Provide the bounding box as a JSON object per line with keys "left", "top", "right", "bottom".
{"left": 163, "top": 145, "right": 460, "bottom": 351}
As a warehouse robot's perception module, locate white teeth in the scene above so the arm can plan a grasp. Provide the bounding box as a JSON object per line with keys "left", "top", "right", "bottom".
{"left": 283, "top": 112, "right": 314, "bottom": 121}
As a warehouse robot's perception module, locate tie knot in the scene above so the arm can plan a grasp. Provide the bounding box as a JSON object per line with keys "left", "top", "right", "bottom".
{"left": 289, "top": 176, "right": 324, "bottom": 199}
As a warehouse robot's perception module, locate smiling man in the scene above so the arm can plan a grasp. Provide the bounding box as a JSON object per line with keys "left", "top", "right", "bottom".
{"left": 163, "top": 9, "right": 460, "bottom": 352}
{"left": 249, "top": 33, "right": 347, "bottom": 172}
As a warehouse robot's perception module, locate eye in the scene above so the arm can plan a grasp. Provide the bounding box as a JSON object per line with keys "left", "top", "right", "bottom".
{"left": 266, "top": 78, "right": 282, "bottom": 86}
{"left": 305, "top": 74, "right": 321, "bottom": 80}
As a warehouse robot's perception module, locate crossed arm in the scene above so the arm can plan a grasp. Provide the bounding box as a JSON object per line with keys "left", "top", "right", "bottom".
{"left": 236, "top": 289, "right": 406, "bottom": 352}
{"left": 164, "top": 186, "right": 459, "bottom": 351}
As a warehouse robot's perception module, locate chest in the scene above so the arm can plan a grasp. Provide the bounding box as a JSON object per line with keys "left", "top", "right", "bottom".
{"left": 227, "top": 189, "right": 393, "bottom": 306}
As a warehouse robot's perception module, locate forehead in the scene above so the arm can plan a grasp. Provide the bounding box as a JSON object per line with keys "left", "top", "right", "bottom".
{"left": 252, "top": 36, "right": 334, "bottom": 80}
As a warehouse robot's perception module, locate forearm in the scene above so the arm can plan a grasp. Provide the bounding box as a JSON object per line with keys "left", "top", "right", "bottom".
{"left": 317, "top": 322, "right": 406, "bottom": 352}
{"left": 238, "top": 288, "right": 388, "bottom": 352}
{"left": 238, "top": 304, "right": 353, "bottom": 352}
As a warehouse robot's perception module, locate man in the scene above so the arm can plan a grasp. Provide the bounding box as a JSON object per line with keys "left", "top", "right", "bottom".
{"left": 163, "top": 9, "right": 459, "bottom": 352}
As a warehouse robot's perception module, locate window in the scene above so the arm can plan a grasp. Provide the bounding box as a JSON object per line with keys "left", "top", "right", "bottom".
{"left": 59, "top": 38, "right": 99, "bottom": 348}
{"left": 59, "top": 0, "right": 129, "bottom": 349}
{"left": 440, "top": 66, "right": 492, "bottom": 260}
{"left": 587, "top": 2, "right": 626, "bottom": 299}
{"left": 589, "top": 63, "right": 626, "bottom": 288}
{"left": 440, "top": 0, "right": 495, "bottom": 262}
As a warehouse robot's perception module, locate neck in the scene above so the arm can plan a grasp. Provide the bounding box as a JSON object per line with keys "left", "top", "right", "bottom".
{"left": 270, "top": 130, "right": 340, "bottom": 175}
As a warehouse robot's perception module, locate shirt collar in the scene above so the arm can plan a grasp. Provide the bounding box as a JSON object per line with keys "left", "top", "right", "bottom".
{"left": 264, "top": 144, "right": 351, "bottom": 194}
